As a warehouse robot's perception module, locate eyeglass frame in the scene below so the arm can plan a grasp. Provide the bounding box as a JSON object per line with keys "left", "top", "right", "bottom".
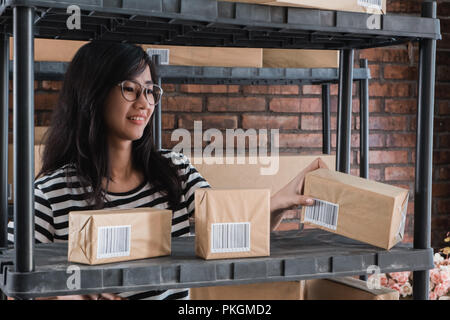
{"left": 117, "top": 80, "right": 163, "bottom": 106}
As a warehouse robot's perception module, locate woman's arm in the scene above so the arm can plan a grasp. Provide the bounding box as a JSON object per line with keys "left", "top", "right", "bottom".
{"left": 269, "top": 158, "right": 329, "bottom": 231}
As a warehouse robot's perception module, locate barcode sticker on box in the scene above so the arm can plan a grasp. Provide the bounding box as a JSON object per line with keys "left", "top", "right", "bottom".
{"left": 97, "top": 225, "right": 131, "bottom": 259}
{"left": 146, "top": 49, "right": 170, "bottom": 65}
{"left": 358, "top": 0, "right": 382, "bottom": 10}
{"left": 211, "top": 222, "right": 250, "bottom": 253}
{"left": 304, "top": 199, "right": 339, "bottom": 231}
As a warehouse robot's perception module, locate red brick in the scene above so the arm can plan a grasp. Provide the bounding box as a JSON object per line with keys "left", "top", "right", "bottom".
{"left": 179, "top": 84, "right": 239, "bottom": 94}
{"left": 328, "top": 83, "right": 357, "bottom": 97}
{"left": 207, "top": 97, "right": 265, "bottom": 112}
{"left": 386, "top": 133, "right": 416, "bottom": 147}
{"left": 242, "top": 115, "right": 298, "bottom": 130}
{"left": 407, "top": 201, "right": 414, "bottom": 215}
{"left": 301, "top": 115, "right": 322, "bottom": 130}
{"left": 367, "top": 151, "right": 408, "bottom": 164}
{"left": 440, "top": 134, "right": 450, "bottom": 148}
{"left": 369, "top": 83, "right": 413, "bottom": 97}
{"left": 437, "top": 65, "right": 450, "bottom": 81}
{"left": 162, "top": 96, "right": 202, "bottom": 112}
{"left": 162, "top": 114, "right": 175, "bottom": 129}
{"left": 385, "top": 99, "right": 417, "bottom": 114}
{"left": 438, "top": 2, "right": 450, "bottom": 16}
{"left": 302, "top": 85, "right": 322, "bottom": 95}
{"left": 178, "top": 114, "right": 238, "bottom": 130}
{"left": 383, "top": 65, "right": 417, "bottom": 80}
{"left": 278, "top": 133, "right": 322, "bottom": 148}
{"left": 366, "top": 116, "right": 408, "bottom": 131}
{"left": 437, "top": 51, "right": 450, "bottom": 65}
{"left": 368, "top": 64, "right": 380, "bottom": 79}
{"left": 269, "top": 98, "right": 321, "bottom": 113}
{"left": 275, "top": 221, "right": 300, "bottom": 232}
{"left": 433, "top": 183, "right": 450, "bottom": 197}
{"left": 369, "top": 99, "right": 382, "bottom": 113}
{"left": 437, "top": 199, "right": 450, "bottom": 215}
{"left": 360, "top": 48, "right": 410, "bottom": 63}
{"left": 438, "top": 166, "right": 450, "bottom": 180}
{"left": 436, "top": 117, "right": 450, "bottom": 132}
{"left": 434, "top": 151, "right": 450, "bottom": 164}
{"left": 161, "top": 83, "right": 176, "bottom": 93}
{"left": 439, "top": 101, "right": 450, "bottom": 115}
{"left": 437, "top": 84, "right": 450, "bottom": 99}
{"left": 41, "top": 81, "right": 63, "bottom": 91}
{"left": 243, "top": 85, "right": 299, "bottom": 95}
{"left": 387, "top": 0, "right": 421, "bottom": 14}
{"left": 385, "top": 166, "right": 415, "bottom": 181}
{"left": 35, "top": 93, "right": 59, "bottom": 110}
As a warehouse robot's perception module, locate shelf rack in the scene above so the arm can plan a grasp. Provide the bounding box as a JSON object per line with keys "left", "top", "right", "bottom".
{"left": 0, "top": 0, "right": 441, "bottom": 300}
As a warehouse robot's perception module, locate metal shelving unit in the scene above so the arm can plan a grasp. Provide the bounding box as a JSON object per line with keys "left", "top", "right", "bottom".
{"left": 0, "top": 0, "right": 441, "bottom": 300}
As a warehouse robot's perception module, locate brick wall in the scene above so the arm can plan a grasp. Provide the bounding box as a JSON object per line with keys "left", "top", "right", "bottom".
{"left": 17, "top": 0, "right": 450, "bottom": 250}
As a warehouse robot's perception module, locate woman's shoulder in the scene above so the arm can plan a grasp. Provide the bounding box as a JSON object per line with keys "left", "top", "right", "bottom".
{"left": 157, "top": 148, "right": 191, "bottom": 165}
{"left": 34, "top": 163, "right": 79, "bottom": 190}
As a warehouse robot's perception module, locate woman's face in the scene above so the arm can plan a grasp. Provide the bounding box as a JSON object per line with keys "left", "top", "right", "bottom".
{"left": 103, "top": 65, "right": 155, "bottom": 142}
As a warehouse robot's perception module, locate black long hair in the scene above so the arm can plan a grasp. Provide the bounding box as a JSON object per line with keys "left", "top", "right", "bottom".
{"left": 37, "top": 41, "right": 184, "bottom": 210}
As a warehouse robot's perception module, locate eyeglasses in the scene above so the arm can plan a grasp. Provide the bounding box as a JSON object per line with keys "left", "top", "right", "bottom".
{"left": 117, "top": 80, "right": 163, "bottom": 105}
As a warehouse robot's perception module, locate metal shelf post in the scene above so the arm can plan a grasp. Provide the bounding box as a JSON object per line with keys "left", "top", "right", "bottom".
{"left": 151, "top": 54, "right": 162, "bottom": 151}
{"left": 359, "top": 59, "right": 369, "bottom": 179}
{"left": 413, "top": 0, "right": 437, "bottom": 300}
{"left": 322, "top": 84, "right": 331, "bottom": 155}
{"left": 336, "top": 49, "right": 354, "bottom": 173}
{"left": 13, "top": 6, "right": 35, "bottom": 279}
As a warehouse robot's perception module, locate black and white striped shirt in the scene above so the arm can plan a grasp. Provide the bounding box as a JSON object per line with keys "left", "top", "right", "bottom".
{"left": 8, "top": 149, "right": 211, "bottom": 300}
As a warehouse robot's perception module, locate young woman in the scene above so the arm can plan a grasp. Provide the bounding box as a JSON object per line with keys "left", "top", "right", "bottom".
{"left": 8, "top": 41, "right": 326, "bottom": 300}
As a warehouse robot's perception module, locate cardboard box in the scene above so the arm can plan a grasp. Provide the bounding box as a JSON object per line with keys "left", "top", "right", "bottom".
{"left": 8, "top": 127, "right": 48, "bottom": 203}
{"left": 263, "top": 49, "right": 339, "bottom": 68}
{"left": 195, "top": 189, "right": 270, "bottom": 260}
{"left": 143, "top": 45, "right": 263, "bottom": 68}
{"left": 68, "top": 207, "right": 172, "bottom": 265}
{"left": 300, "top": 169, "right": 409, "bottom": 250}
{"left": 221, "top": 0, "right": 386, "bottom": 14}
{"left": 190, "top": 277, "right": 399, "bottom": 300}
{"left": 188, "top": 154, "right": 336, "bottom": 194}
{"left": 304, "top": 277, "right": 399, "bottom": 300}
{"left": 191, "top": 281, "right": 305, "bottom": 300}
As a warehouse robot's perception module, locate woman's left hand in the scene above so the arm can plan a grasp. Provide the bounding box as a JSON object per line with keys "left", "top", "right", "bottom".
{"left": 269, "top": 158, "right": 328, "bottom": 231}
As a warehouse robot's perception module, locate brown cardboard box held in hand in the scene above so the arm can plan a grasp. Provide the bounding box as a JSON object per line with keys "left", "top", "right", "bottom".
{"left": 195, "top": 188, "right": 270, "bottom": 260}
{"left": 300, "top": 169, "right": 409, "bottom": 250}
{"left": 68, "top": 207, "right": 172, "bottom": 265}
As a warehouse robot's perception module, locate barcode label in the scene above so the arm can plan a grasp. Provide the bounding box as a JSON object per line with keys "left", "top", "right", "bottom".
{"left": 97, "top": 225, "right": 131, "bottom": 259}
{"left": 146, "top": 49, "right": 170, "bottom": 65}
{"left": 304, "top": 199, "right": 339, "bottom": 231}
{"left": 211, "top": 222, "right": 250, "bottom": 253}
{"left": 358, "top": 0, "right": 382, "bottom": 10}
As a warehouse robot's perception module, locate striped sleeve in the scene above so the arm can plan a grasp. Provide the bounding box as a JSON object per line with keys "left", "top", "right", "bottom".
{"left": 177, "top": 153, "right": 211, "bottom": 218}
{"left": 7, "top": 183, "right": 55, "bottom": 244}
